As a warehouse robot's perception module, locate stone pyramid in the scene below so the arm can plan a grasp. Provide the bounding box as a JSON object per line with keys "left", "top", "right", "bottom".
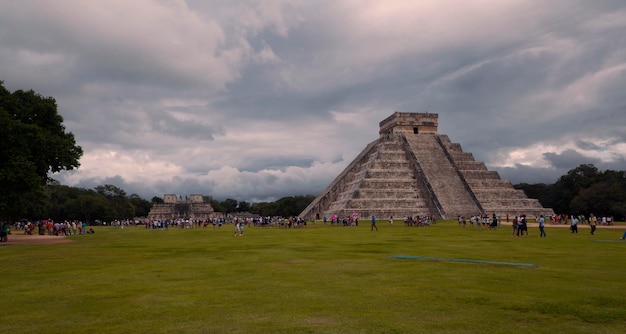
{"left": 300, "top": 112, "right": 553, "bottom": 221}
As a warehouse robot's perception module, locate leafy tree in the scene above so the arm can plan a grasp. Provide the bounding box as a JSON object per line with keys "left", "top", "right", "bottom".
{"left": 0, "top": 82, "right": 82, "bottom": 220}
{"left": 129, "top": 194, "right": 152, "bottom": 217}
{"left": 95, "top": 184, "right": 135, "bottom": 219}
{"left": 65, "top": 192, "right": 113, "bottom": 223}
{"left": 210, "top": 199, "right": 225, "bottom": 213}
{"left": 516, "top": 164, "right": 626, "bottom": 220}
{"left": 250, "top": 195, "right": 315, "bottom": 217}
{"left": 151, "top": 196, "right": 164, "bottom": 204}
{"left": 45, "top": 184, "right": 153, "bottom": 223}
{"left": 553, "top": 164, "right": 599, "bottom": 213}
{"left": 569, "top": 170, "right": 626, "bottom": 219}
{"left": 95, "top": 184, "right": 127, "bottom": 198}
{"left": 221, "top": 198, "right": 238, "bottom": 213}
{"left": 238, "top": 201, "right": 251, "bottom": 213}
{"left": 250, "top": 201, "right": 277, "bottom": 217}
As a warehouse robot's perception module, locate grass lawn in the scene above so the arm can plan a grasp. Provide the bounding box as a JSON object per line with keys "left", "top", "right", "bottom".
{"left": 1, "top": 221, "right": 625, "bottom": 333}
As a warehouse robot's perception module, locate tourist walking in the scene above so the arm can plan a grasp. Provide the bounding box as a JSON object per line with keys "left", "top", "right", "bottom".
{"left": 538, "top": 215, "right": 546, "bottom": 237}
{"left": 371, "top": 215, "right": 378, "bottom": 231}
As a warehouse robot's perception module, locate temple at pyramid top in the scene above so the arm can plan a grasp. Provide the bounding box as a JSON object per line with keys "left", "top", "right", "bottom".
{"left": 379, "top": 112, "right": 439, "bottom": 137}
{"left": 300, "top": 112, "right": 553, "bottom": 221}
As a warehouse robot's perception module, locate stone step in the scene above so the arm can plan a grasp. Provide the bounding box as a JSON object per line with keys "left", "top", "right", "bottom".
{"left": 462, "top": 170, "right": 500, "bottom": 179}
{"left": 466, "top": 179, "right": 513, "bottom": 187}
{"left": 455, "top": 161, "right": 488, "bottom": 170}
{"left": 375, "top": 161, "right": 411, "bottom": 169}
{"left": 357, "top": 180, "right": 421, "bottom": 189}
{"left": 344, "top": 199, "right": 430, "bottom": 208}
{"left": 365, "top": 170, "right": 414, "bottom": 178}
{"left": 355, "top": 189, "right": 419, "bottom": 197}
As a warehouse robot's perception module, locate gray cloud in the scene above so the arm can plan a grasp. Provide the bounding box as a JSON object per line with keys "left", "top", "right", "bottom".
{"left": 2, "top": 1, "right": 625, "bottom": 202}
{"left": 543, "top": 149, "right": 599, "bottom": 170}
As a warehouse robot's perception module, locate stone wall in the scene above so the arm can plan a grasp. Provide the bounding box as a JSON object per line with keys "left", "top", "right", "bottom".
{"left": 147, "top": 194, "right": 218, "bottom": 221}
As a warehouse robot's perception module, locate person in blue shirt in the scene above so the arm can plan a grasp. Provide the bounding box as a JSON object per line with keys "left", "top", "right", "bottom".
{"left": 371, "top": 215, "right": 378, "bottom": 231}
{"left": 538, "top": 215, "right": 546, "bottom": 237}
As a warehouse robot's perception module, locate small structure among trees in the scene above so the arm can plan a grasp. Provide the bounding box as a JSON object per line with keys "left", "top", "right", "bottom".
{"left": 147, "top": 194, "right": 217, "bottom": 221}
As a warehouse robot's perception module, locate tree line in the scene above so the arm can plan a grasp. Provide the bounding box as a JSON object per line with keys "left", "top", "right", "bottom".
{"left": 43, "top": 183, "right": 315, "bottom": 223}
{"left": 515, "top": 164, "right": 626, "bottom": 220}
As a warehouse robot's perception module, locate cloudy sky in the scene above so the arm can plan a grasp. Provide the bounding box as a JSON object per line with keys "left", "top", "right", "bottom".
{"left": 2, "top": 0, "right": 625, "bottom": 202}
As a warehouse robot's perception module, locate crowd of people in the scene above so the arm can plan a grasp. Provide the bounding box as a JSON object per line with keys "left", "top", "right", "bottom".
{"left": 1, "top": 219, "right": 93, "bottom": 240}
{"left": 141, "top": 216, "right": 310, "bottom": 231}
{"left": 452, "top": 212, "right": 624, "bottom": 239}
{"left": 457, "top": 214, "right": 499, "bottom": 229}
{"left": 2, "top": 212, "right": 623, "bottom": 243}
{"left": 548, "top": 213, "right": 614, "bottom": 226}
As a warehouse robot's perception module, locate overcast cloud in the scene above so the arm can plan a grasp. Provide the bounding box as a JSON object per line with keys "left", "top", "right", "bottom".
{"left": 2, "top": 0, "right": 625, "bottom": 202}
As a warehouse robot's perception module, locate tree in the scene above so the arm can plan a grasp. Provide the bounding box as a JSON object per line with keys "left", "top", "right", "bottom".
{"left": 516, "top": 164, "right": 626, "bottom": 220}
{"left": 221, "top": 198, "right": 238, "bottom": 213}
{"left": 238, "top": 201, "right": 251, "bottom": 213}
{"left": 553, "top": 164, "right": 599, "bottom": 213}
{"left": 65, "top": 192, "right": 113, "bottom": 224}
{"left": 569, "top": 170, "right": 626, "bottom": 220}
{"left": 95, "top": 184, "right": 135, "bottom": 219}
{"left": 0, "top": 82, "right": 82, "bottom": 220}
{"left": 250, "top": 195, "right": 316, "bottom": 217}
{"left": 129, "top": 194, "right": 152, "bottom": 217}
{"left": 210, "top": 199, "right": 225, "bottom": 213}
{"left": 46, "top": 183, "right": 86, "bottom": 221}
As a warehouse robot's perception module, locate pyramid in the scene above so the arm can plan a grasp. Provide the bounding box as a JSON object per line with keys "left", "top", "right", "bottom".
{"left": 300, "top": 112, "right": 553, "bottom": 221}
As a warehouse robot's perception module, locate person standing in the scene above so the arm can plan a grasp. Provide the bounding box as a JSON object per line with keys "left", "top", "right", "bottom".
{"left": 234, "top": 221, "right": 240, "bottom": 236}
{"left": 0, "top": 221, "right": 9, "bottom": 242}
{"left": 520, "top": 215, "right": 528, "bottom": 237}
{"left": 589, "top": 214, "right": 597, "bottom": 235}
{"left": 538, "top": 215, "right": 546, "bottom": 237}
{"left": 571, "top": 216, "right": 578, "bottom": 234}
{"left": 512, "top": 216, "right": 518, "bottom": 236}
{"left": 371, "top": 215, "right": 378, "bottom": 231}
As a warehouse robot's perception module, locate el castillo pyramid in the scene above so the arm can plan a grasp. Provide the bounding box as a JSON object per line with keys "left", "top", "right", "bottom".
{"left": 300, "top": 112, "right": 553, "bottom": 221}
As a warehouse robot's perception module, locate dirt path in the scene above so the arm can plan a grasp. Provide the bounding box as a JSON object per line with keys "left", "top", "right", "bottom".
{"left": 0, "top": 233, "right": 74, "bottom": 246}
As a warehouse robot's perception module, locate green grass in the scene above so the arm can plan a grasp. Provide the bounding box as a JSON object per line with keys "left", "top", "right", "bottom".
{"left": 1, "top": 222, "right": 625, "bottom": 333}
